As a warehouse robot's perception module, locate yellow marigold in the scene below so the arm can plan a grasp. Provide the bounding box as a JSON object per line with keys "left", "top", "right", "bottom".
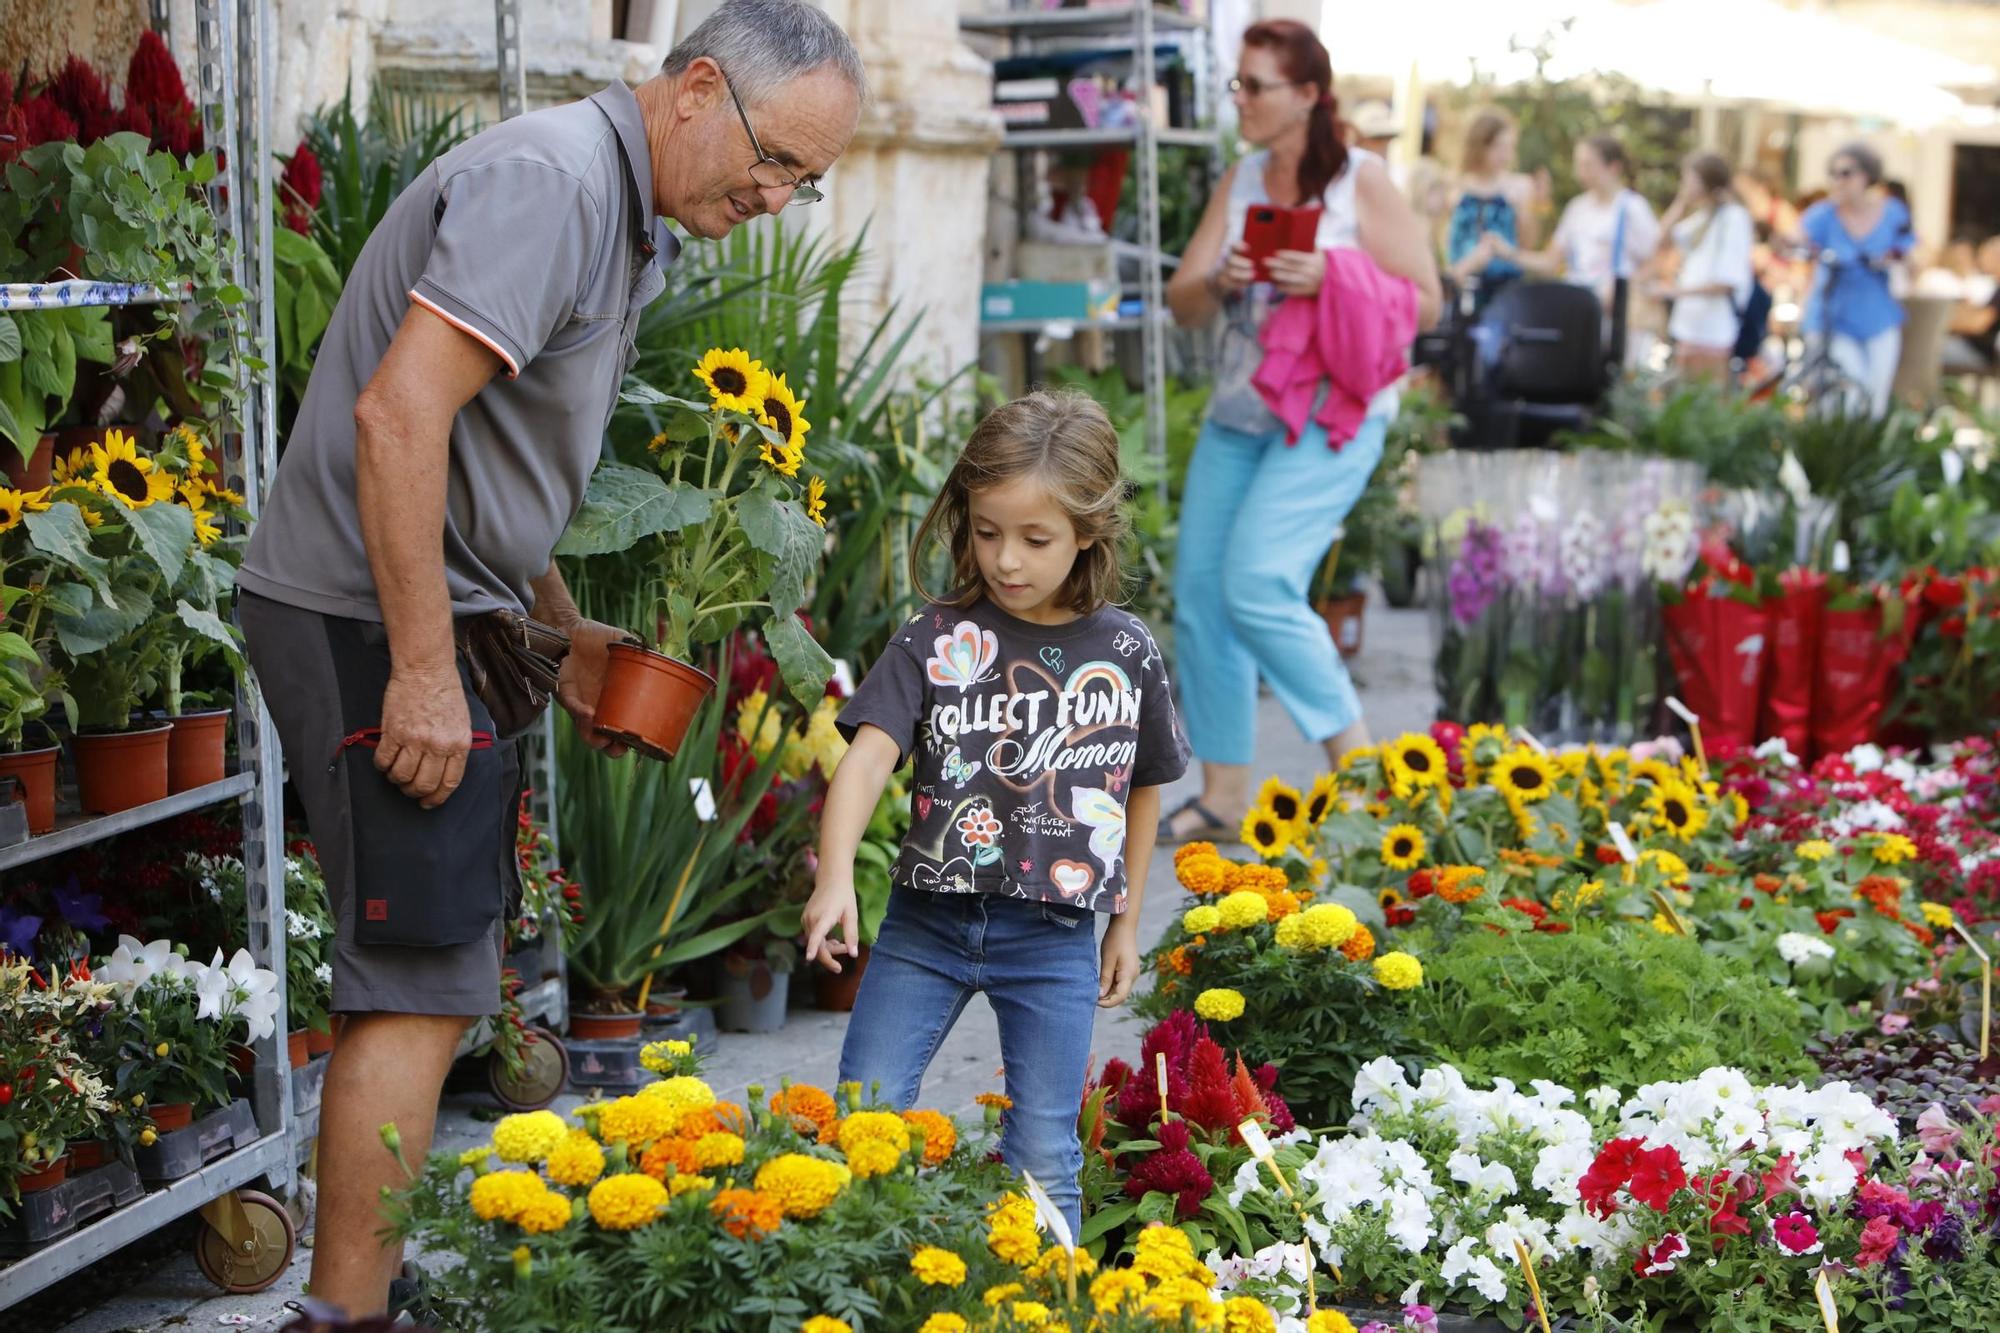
{"left": 988, "top": 1218, "right": 1041, "bottom": 1265}
{"left": 1296, "top": 902, "right": 1358, "bottom": 949}
{"left": 1028, "top": 1245, "right": 1097, "bottom": 1281}
{"left": 1273, "top": 914, "right": 1308, "bottom": 950}
{"left": 771, "top": 1085, "right": 839, "bottom": 1136}
{"left": 1183, "top": 904, "right": 1223, "bottom": 935}
{"left": 845, "top": 1138, "right": 903, "bottom": 1179}
{"left": 544, "top": 1130, "right": 606, "bottom": 1188}
{"left": 1175, "top": 841, "right": 1220, "bottom": 867}
{"left": 801, "top": 1318, "right": 852, "bottom": 1333}
{"left": 1873, "top": 833, "right": 1918, "bottom": 865}
{"left": 1624, "top": 848, "right": 1689, "bottom": 885}
{"left": 1176, "top": 853, "right": 1231, "bottom": 896}
{"left": 517, "top": 1189, "right": 573, "bottom": 1235}
{"left": 1132, "top": 1224, "right": 1199, "bottom": 1282}
{"left": 639, "top": 1074, "right": 717, "bottom": 1120}
{"left": 594, "top": 1095, "right": 675, "bottom": 1147}
{"left": 692, "top": 1131, "right": 746, "bottom": 1170}
{"left": 983, "top": 1283, "right": 1027, "bottom": 1307}
{"left": 836, "top": 1110, "right": 911, "bottom": 1154}
{"left": 1224, "top": 1297, "right": 1278, "bottom": 1333}
{"left": 754, "top": 1153, "right": 850, "bottom": 1218}
{"left": 1143, "top": 1276, "right": 1218, "bottom": 1322}
{"left": 919, "top": 1316, "right": 969, "bottom": 1333}
{"left": 469, "top": 1170, "right": 547, "bottom": 1224}
{"left": 1008, "top": 1301, "right": 1053, "bottom": 1327}
{"left": 1650, "top": 912, "right": 1679, "bottom": 935}
{"left": 911, "top": 1245, "right": 969, "bottom": 1286}
{"left": 1921, "top": 901, "right": 1956, "bottom": 929}
{"left": 1194, "top": 988, "right": 1246, "bottom": 1022}
{"left": 491, "top": 1110, "right": 568, "bottom": 1163}
{"left": 668, "top": 1173, "right": 716, "bottom": 1197}
{"left": 711, "top": 1187, "right": 785, "bottom": 1239}
{"left": 1372, "top": 951, "right": 1423, "bottom": 991}
{"left": 1090, "top": 1270, "right": 1148, "bottom": 1314}
{"left": 1306, "top": 1313, "right": 1359, "bottom": 1333}
{"left": 1574, "top": 879, "right": 1605, "bottom": 907}
{"left": 587, "top": 1173, "right": 668, "bottom": 1230}
{"left": 1215, "top": 890, "right": 1269, "bottom": 930}
{"left": 639, "top": 1038, "right": 694, "bottom": 1073}
{"left": 902, "top": 1109, "right": 957, "bottom": 1166}
{"left": 1340, "top": 923, "right": 1377, "bottom": 962}
{"left": 1798, "top": 839, "right": 1835, "bottom": 862}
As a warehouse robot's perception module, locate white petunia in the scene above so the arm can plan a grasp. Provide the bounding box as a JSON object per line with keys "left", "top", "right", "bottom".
{"left": 1447, "top": 1151, "right": 1517, "bottom": 1197}
{"left": 1385, "top": 1186, "right": 1436, "bottom": 1254}
{"left": 1798, "top": 1149, "right": 1860, "bottom": 1208}
{"left": 1776, "top": 932, "right": 1836, "bottom": 966}
{"left": 1353, "top": 1055, "right": 1412, "bottom": 1114}
{"left": 1585, "top": 1085, "right": 1622, "bottom": 1115}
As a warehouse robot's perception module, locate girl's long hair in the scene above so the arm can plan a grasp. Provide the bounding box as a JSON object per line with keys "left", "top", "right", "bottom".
{"left": 1243, "top": 19, "right": 1347, "bottom": 205}
{"left": 910, "top": 389, "right": 1131, "bottom": 617}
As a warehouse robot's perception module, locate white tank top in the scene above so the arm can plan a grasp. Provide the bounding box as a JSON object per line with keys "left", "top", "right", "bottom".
{"left": 1209, "top": 148, "right": 1398, "bottom": 435}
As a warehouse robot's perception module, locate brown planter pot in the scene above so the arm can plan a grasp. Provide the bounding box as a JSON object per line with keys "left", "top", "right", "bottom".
{"left": 594, "top": 643, "right": 716, "bottom": 761}
{"left": 166, "top": 708, "right": 231, "bottom": 792}
{"left": 0, "top": 745, "right": 60, "bottom": 834}
{"left": 68, "top": 1139, "right": 110, "bottom": 1172}
{"left": 5, "top": 434, "right": 54, "bottom": 491}
{"left": 1316, "top": 593, "right": 1368, "bottom": 657}
{"left": 287, "top": 1029, "right": 309, "bottom": 1069}
{"left": 151, "top": 1101, "right": 196, "bottom": 1133}
{"left": 813, "top": 943, "right": 871, "bottom": 1012}
{"left": 17, "top": 1158, "right": 67, "bottom": 1193}
{"left": 306, "top": 1025, "right": 336, "bottom": 1057}
{"left": 569, "top": 1011, "right": 645, "bottom": 1040}
{"left": 74, "top": 724, "right": 171, "bottom": 815}
{"left": 228, "top": 1042, "right": 257, "bottom": 1078}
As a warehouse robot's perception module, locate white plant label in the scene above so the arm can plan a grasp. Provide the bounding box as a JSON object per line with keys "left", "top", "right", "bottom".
{"left": 689, "top": 777, "right": 717, "bottom": 822}
{"left": 1019, "top": 1171, "right": 1073, "bottom": 1251}
{"left": 1608, "top": 821, "right": 1640, "bottom": 865}
{"left": 1664, "top": 695, "right": 1699, "bottom": 728}
{"left": 1515, "top": 728, "right": 1549, "bottom": 756}
{"left": 1238, "top": 1118, "right": 1275, "bottom": 1162}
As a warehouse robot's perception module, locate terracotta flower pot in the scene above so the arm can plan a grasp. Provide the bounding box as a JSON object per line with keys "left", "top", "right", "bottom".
{"left": 150, "top": 1101, "right": 195, "bottom": 1133}
{"left": 17, "top": 1158, "right": 67, "bottom": 1193}
{"left": 74, "top": 724, "right": 171, "bottom": 814}
{"left": 569, "top": 1011, "right": 645, "bottom": 1041}
{"left": 813, "top": 943, "right": 871, "bottom": 1012}
{"left": 287, "top": 1029, "right": 309, "bottom": 1069}
{"left": 593, "top": 642, "right": 716, "bottom": 761}
{"left": 4, "top": 434, "right": 54, "bottom": 491}
{"left": 306, "top": 1025, "right": 336, "bottom": 1057}
{"left": 1316, "top": 593, "right": 1368, "bottom": 657}
{"left": 0, "top": 745, "right": 60, "bottom": 834}
{"left": 166, "top": 708, "right": 231, "bottom": 792}
{"left": 68, "top": 1139, "right": 110, "bottom": 1172}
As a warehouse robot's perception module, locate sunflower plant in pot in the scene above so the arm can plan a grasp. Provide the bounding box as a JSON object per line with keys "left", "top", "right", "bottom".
{"left": 556, "top": 348, "right": 833, "bottom": 758}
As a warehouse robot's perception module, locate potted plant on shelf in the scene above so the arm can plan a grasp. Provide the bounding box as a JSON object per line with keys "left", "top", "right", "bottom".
{"left": 153, "top": 423, "right": 247, "bottom": 792}
{"left": 94, "top": 936, "right": 278, "bottom": 1133}
{"left": 555, "top": 348, "right": 834, "bottom": 758}
{"left": 0, "top": 955, "right": 117, "bottom": 1208}
{"left": 0, "top": 307, "right": 115, "bottom": 489}
{"left": 0, "top": 564, "right": 60, "bottom": 835}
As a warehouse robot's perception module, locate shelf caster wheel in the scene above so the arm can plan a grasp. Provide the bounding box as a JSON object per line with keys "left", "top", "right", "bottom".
{"left": 488, "top": 1024, "right": 569, "bottom": 1111}
{"left": 193, "top": 1188, "right": 297, "bottom": 1294}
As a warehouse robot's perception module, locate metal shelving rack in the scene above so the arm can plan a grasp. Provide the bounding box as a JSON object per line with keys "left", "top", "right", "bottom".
{"left": 961, "top": 3, "right": 1221, "bottom": 471}
{"left": 0, "top": 0, "right": 294, "bottom": 1309}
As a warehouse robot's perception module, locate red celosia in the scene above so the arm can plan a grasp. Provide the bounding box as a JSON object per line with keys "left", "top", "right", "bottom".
{"left": 1180, "top": 1035, "right": 1240, "bottom": 1132}
{"left": 1124, "top": 1118, "right": 1213, "bottom": 1220}
{"left": 47, "top": 56, "right": 115, "bottom": 143}
{"left": 127, "top": 31, "right": 189, "bottom": 109}
{"left": 1385, "top": 905, "right": 1416, "bottom": 927}
{"left": 279, "top": 141, "right": 323, "bottom": 234}
{"left": 20, "top": 96, "right": 78, "bottom": 148}
{"left": 1628, "top": 1145, "right": 1687, "bottom": 1212}
{"left": 1117, "top": 1010, "right": 1199, "bottom": 1130}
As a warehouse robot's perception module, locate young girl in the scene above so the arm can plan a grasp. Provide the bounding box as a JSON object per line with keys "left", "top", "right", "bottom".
{"left": 802, "top": 390, "right": 1188, "bottom": 1235}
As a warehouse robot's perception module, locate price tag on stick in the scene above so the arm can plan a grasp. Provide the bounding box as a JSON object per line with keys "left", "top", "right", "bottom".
{"left": 1814, "top": 1270, "right": 1840, "bottom": 1333}
{"left": 1951, "top": 919, "right": 1993, "bottom": 1061}
{"left": 1156, "top": 1052, "right": 1171, "bottom": 1125}
{"left": 1238, "top": 1118, "right": 1339, "bottom": 1294}
{"left": 1607, "top": 821, "right": 1640, "bottom": 865}
{"left": 1515, "top": 728, "right": 1550, "bottom": 757}
{"left": 1663, "top": 695, "right": 1709, "bottom": 776}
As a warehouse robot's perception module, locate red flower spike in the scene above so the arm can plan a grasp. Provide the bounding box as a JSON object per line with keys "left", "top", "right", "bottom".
{"left": 1182, "top": 1035, "right": 1240, "bottom": 1132}
{"left": 127, "top": 30, "right": 190, "bottom": 109}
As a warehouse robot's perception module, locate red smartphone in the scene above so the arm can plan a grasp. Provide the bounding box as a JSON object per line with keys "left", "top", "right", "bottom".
{"left": 1241, "top": 204, "right": 1322, "bottom": 282}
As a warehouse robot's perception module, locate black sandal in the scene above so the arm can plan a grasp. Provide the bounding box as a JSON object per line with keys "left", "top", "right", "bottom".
{"left": 1157, "top": 796, "right": 1235, "bottom": 844}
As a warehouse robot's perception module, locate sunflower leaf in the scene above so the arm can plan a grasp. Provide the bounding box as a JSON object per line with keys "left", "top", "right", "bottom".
{"left": 124, "top": 500, "right": 195, "bottom": 585}
{"left": 24, "top": 503, "right": 113, "bottom": 603}
{"left": 554, "top": 461, "right": 713, "bottom": 557}
{"left": 764, "top": 610, "right": 833, "bottom": 707}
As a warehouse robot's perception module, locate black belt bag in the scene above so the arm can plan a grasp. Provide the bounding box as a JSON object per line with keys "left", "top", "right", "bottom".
{"left": 455, "top": 611, "right": 571, "bottom": 739}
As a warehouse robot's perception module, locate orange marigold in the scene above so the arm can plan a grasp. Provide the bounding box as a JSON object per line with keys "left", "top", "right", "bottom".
{"left": 1340, "top": 923, "right": 1377, "bottom": 962}
{"left": 902, "top": 1109, "right": 958, "bottom": 1167}
{"left": 1176, "top": 854, "right": 1231, "bottom": 896}
{"left": 1160, "top": 946, "right": 1193, "bottom": 977}
{"left": 1174, "top": 841, "right": 1219, "bottom": 868}
{"left": 1225, "top": 863, "right": 1290, "bottom": 895}
{"left": 1855, "top": 875, "right": 1903, "bottom": 920}
{"left": 1437, "top": 866, "right": 1487, "bottom": 904}
{"left": 638, "top": 1136, "right": 700, "bottom": 1180}
{"left": 975, "top": 1092, "right": 1014, "bottom": 1111}
{"left": 677, "top": 1100, "right": 749, "bottom": 1138}
{"left": 1906, "top": 921, "right": 1937, "bottom": 947}
{"left": 771, "top": 1085, "right": 839, "bottom": 1136}
{"left": 1263, "top": 889, "right": 1303, "bottom": 920}
{"left": 710, "top": 1187, "right": 785, "bottom": 1240}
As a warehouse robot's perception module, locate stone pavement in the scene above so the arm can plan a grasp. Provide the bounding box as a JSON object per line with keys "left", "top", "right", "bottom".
{"left": 45, "top": 596, "right": 1436, "bottom": 1333}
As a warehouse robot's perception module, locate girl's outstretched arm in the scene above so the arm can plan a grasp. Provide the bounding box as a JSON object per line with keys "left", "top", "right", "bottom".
{"left": 804, "top": 724, "right": 901, "bottom": 973}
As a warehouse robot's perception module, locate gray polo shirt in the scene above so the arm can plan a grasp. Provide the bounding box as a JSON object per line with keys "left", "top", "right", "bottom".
{"left": 239, "top": 81, "right": 679, "bottom": 621}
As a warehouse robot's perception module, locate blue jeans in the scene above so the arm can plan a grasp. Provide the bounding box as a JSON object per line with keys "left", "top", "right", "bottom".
{"left": 839, "top": 886, "right": 1099, "bottom": 1236}
{"left": 1173, "top": 413, "right": 1387, "bottom": 764}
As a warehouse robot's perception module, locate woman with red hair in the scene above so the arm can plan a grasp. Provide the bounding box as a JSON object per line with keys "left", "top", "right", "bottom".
{"left": 1161, "top": 20, "right": 1439, "bottom": 842}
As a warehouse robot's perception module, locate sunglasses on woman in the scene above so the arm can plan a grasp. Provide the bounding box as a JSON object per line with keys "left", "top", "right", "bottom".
{"left": 1228, "top": 75, "right": 1302, "bottom": 97}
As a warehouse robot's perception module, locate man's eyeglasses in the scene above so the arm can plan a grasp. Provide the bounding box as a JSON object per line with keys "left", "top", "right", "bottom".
{"left": 721, "top": 69, "right": 824, "bottom": 205}
{"left": 1228, "top": 75, "right": 1302, "bottom": 97}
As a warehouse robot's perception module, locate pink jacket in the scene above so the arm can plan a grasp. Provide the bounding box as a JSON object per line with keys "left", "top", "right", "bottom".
{"left": 1251, "top": 247, "right": 1418, "bottom": 447}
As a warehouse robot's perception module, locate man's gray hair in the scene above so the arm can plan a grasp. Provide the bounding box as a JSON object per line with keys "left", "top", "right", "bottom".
{"left": 663, "top": 0, "right": 868, "bottom": 107}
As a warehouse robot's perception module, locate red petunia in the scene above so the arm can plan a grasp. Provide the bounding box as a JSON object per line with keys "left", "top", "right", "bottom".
{"left": 1579, "top": 1137, "right": 1645, "bottom": 1218}
{"left": 1385, "top": 905, "right": 1416, "bottom": 927}
{"left": 1627, "top": 1145, "right": 1687, "bottom": 1212}
{"left": 1596, "top": 844, "right": 1625, "bottom": 866}
{"left": 1856, "top": 1215, "right": 1902, "bottom": 1268}
{"left": 1761, "top": 1153, "right": 1800, "bottom": 1203}
{"left": 1772, "top": 1210, "right": 1822, "bottom": 1256}
{"left": 1633, "top": 1232, "right": 1690, "bottom": 1277}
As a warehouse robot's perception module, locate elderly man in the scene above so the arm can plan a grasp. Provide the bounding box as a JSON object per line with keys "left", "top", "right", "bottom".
{"left": 235, "top": 0, "right": 862, "bottom": 1315}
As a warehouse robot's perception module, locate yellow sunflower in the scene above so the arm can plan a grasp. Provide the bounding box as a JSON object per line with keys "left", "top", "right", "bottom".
{"left": 1490, "top": 748, "right": 1559, "bottom": 805}
{"left": 1381, "top": 823, "right": 1427, "bottom": 871}
{"left": 1240, "top": 804, "right": 1292, "bottom": 861}
{"left": 693, "top": 347, "right": 769, "bottom": 414}
{"left": 1257, "top": 777, "right": 1305, "bottom": 828}
{"left": 1647, "top": 780, "right": 1708, "bottom": 841}
{"left": 0, "top": 487, "right": 33, "bottom": 534}
{"left": 1458, "top": 722, "right": 1509, "bottom": 784}
{"left": 806, "top": 475, "right": 828, "bottom": 527}
{"left": 754, "top": 373, "right": 810, "bottom": 472}
{"left": 1629, "top": 758, "right": 1678, "bottom": 790}
{"left": 1303, "top": 773, "right": 1340, "bottom": 826}
{"left": 201, "top": 480, "right": 247, "bottom": 508}
{"left": 91, "top": 430, "right": 174, "bottom": 509}
{"left": 1387, "top": 733, "right": 1449, "bottom": 793}
{"left": 179, "top": 484, "right": 222, "bottom": 547}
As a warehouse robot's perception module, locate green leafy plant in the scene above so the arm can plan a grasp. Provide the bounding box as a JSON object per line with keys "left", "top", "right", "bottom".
{"left": 270, "top": 225, "right": 342, "bottom": 437}
{"left": 0, "top": 307, "right": 114, "bottom": 462}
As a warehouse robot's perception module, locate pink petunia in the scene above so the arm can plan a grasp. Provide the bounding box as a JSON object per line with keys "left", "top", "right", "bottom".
{"left": 1856, "top": 1215, "right": 1902, "bottom": 1268}
{"left": 1773, "top": 1210, "right": 1822, "bottom": 1256}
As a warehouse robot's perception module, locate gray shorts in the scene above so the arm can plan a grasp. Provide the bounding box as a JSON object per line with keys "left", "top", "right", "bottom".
{"left": 239, "top": 591, "right": 516, "bottom": 1017}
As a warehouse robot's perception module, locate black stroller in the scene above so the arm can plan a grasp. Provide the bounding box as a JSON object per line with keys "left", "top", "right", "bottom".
{"left": 1415, "top": 277, "right": 1627, "bottom": 450}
